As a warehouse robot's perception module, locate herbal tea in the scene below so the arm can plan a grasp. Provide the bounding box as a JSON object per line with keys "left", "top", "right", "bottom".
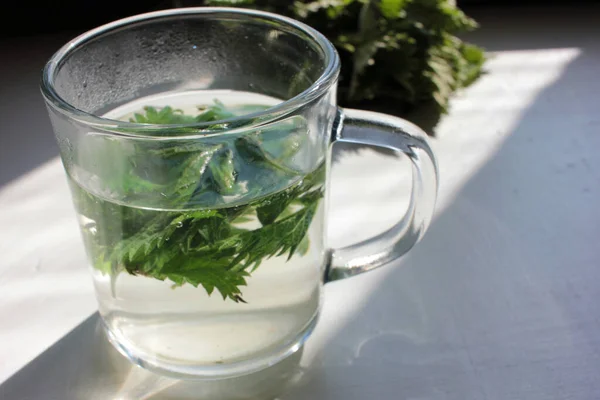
{"left": 69, "top": 91, "right": 327, "bottom": 369}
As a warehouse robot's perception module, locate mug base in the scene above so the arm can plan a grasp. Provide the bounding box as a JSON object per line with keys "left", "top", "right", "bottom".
{"left": 102, "top": 311, "right": 319, "bottom": 380}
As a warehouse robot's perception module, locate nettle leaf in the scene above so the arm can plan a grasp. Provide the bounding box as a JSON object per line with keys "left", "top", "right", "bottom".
{"left": 428, "top": 54, "right": 455, "bottom": 104}
{"left": 234, "top": 134, "right": 298, "bottom": 176}
{"left": 229, "top": 199, "right": 319, "bottom": 270}
{"left": 78, "top": 102, "right": 326, "bottom": 302}
{"left": 147, "top": 142, "right": 210, "bottom": 157}
{"left": 379, "top": 0, "right": 406, "bottom": 19}
{"left": 460, "top": 42, "right": 486, "bottom": 86}
{"left": 256, "top": 193, "right": 291, "bottom": 226}
{"left": 158, "top": 256, "right": 250, "bottom": 302}
{"left": 254, "top": 0, "right": 486, "bottom": 123}
{"left": 209, "top": 147, "right": 238, "bottom": 195}
{"left": 196, "top": 0, "right": 484, "bottom": 125}
{"left": 129, "top": 106, "right": 197, "bottom": 124}
{"left": 196, "top": 99, "right": 237, "bottom": 122}
{"left": 171, "top": 147, "right": 218, "bottom": 204}
{"left": 294, "top": 0, "right": 356, "bottom": 19}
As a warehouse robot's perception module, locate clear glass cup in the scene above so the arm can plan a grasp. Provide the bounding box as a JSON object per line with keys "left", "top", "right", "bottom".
{"left": 41, "top": 7, "right": 438, "bottom": 379}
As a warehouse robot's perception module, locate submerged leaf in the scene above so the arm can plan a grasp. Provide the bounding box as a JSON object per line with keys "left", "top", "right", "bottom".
{"left": 75, "top": 101, "right": 325, "bottom": 302}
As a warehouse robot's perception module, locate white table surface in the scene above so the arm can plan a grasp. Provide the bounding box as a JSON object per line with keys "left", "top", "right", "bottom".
{"left": 1, "top": 7, "right": 599, "bottom": 400}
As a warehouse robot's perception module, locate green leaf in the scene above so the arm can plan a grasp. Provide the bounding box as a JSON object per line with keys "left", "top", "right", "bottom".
{"left": 229, "top": 198, "right": 320, "bottom": 269}
{"left": 379, "top": 0, "right": 406, "bottom": 19}
{"left": 171, "top": 147, "right": 218, "bottom": 204}
{"left": 358, "top": 1, "right": 379, "bottom": 41}
{"left": 256, "top": 188, "right": 294, "bottom": 226}
{"left": 277, "top": 0, "right": 485, "bottom": 126}
{"left": 208, "top": 147, "right": 238, "bottom": 195}
{"left": 158, "top": 256, "right": 250, "bottom": 302}
{"left": 191, "top": 0, "right": 485, "bottom": 129}
{"left": 196, "top": 99, "right": 237, "bottom": 122}
{"left": 76, "top": 101, "right": 326, "bottom": 303}
{"left": 234, "top": 135, "right": 298, "bottom": 175}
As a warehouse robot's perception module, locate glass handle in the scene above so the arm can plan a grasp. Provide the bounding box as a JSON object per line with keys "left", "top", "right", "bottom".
{"left": 326, "top": 108, "right": 439, "bottom": 282}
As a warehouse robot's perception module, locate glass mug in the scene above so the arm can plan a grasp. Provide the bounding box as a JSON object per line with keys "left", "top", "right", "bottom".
{"left": 41, "top": 8, "right": 438, "bottom": 379}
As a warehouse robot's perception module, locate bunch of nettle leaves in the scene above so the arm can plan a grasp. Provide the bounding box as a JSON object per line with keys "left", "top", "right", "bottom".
{"left": 202, "top": 0, "right": 485, "bottom": 120}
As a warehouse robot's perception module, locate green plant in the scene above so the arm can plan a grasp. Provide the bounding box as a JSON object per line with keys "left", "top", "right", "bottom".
{"left": 73, "top": 102, "right": 324, "bottom": 303}
{"left": 202, "top": 0, "right": 485, "bottom": 120}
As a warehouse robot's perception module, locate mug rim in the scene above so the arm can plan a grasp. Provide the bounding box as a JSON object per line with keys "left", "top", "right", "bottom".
{"left": 40, "top": 7, "right": 340, "bottom": 137}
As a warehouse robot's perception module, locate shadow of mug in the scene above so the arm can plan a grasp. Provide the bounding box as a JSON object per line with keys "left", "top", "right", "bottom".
{"left": 0, "top": 313, "right": 306, "bottom": 400}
